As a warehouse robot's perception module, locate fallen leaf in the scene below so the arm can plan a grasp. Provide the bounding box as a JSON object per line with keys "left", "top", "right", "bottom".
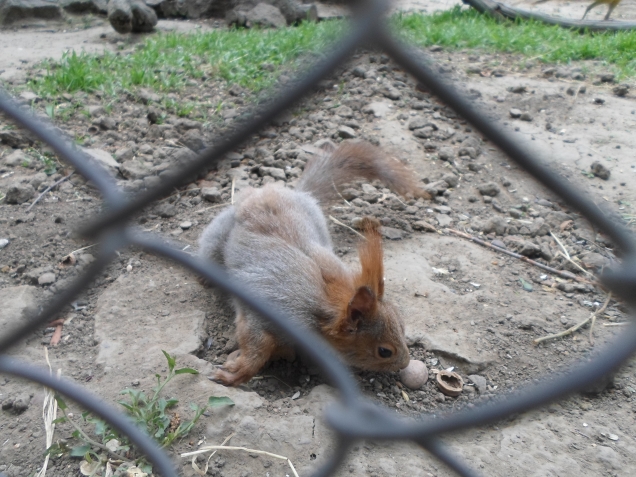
{"left": 559, "top": 220, "right": 574, "bottom": 232}
{"left": 80, "top": 460, "right": 100, "bottom": 476}
{"left": 50, "top": 324, "right": 63, "bottom": 346}
{"left": 519, "top": 277, "right": 533, "bottom": 292}
{"left": 432, "top": 267, "right": 449, "bottom": 276}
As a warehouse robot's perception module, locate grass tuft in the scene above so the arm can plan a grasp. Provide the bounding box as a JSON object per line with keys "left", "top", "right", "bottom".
{"left": 27, "top": 8, "right": 636, "bottom": 101}
{"left": 393, "top": 8, "right": 636, "bottom": 78}
{"left": 29, "top": 21, "right": 344, "bottom": 98}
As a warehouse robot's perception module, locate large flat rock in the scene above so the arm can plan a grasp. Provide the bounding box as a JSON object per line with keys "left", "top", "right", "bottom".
{"left": 94, "top": 267, "right": 205, "bottom": 373}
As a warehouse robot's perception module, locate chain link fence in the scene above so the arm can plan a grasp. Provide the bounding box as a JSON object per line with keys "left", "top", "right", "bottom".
{"left": 1, "top": 1, "right": 635, "bottom": 476}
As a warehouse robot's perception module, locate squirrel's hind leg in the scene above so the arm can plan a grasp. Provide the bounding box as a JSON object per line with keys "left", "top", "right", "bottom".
{"left": 210, "top": 309, "right": 278, "bottom": 386}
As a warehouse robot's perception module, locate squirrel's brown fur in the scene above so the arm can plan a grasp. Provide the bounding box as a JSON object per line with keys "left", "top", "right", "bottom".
{"left": 198, "top": 141, "right": 426, "bottom": 386}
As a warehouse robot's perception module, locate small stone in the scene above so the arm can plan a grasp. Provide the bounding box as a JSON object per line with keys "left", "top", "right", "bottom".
{"left": 482, "top": 216, "right": 507, "bottom": 235}
{"left": 434, "top": 205, "right": 452, "bottom": 214}
{"left": 408, "top": 117, "right": 428, "bottom": 130}
{"left": 180, "top": 221, "right": 192, "bottom": 230}
{"left": 441, "top": 173, "right": 458, "bottom": 188}
{"left": 612, "top": 84, "right": 629, "bottom": 97}
{"left": 477, "top": 182, "right": 500, "bottom": 197}
{"left": 119, "top": 159, "right": 149, "bottom": 180}
{"left": 19, "top": 91, "right": 39, "bottom": 103}
{"left": 437, "top": 147, "right": 454, "bottom": 161}
{"left": 337, "top": 126, "right": 356, "bottom": 139}
{"left": 508, "top": 85, "right": 527, "bottom": 94}
{"left": 468, "top": 375, "right": 487, "bottom": 394}
{"left": 38, "top": 272, "right": 56, "bottom": 286}
{"left": 599, "top": 73, "right": 615, "bottom": 83}
{"left": 12, "top": 393, "right": 31, "bottom": 413}
{"left": 436, "top": 214, "right": 452, "bottom": 227}
{"left": 88, "top": 105, "right": 105, "bottom": 117}
{"left": 260, "top": 166, "right": 286, "bottom": 181}
{"left": 155, "top": 203, "right": 178, "bottom": 218}
{"left": 383, "top": 88, "right": 401, "bottom": 101}
{"left": 458, "top": 146, "right": 477, "bottom": 159}
{"left": 519, "top": 241, "right": 541, "bottom": 257}
{"left": 181, "top": 129, "right": 206, "bottom": 152}
{"left": 3, "top": 150, "right": 31, "bottom": 167}
{"left": 414, "top": 127, "right": 435, "bottom": 139}
{"left": 93, "top": 116, "right": 117, "bottom": 130}
{"left": 5, "top": 183, "right": 35, "bottom": 204}
{"left": 83, "top": 148, "right": 120, "bottom": 176}
{"left": 245, "top": 2, "right": 286, "bottom": 28}
{"left": 530, "top": 217, "right": 550, "bottom": 237}
{"left": 333, "top": 105, "right": 353, "bottom": 118}
{"left": 399, "top": 360, "right": 429, "bottom": 390}
{"left": 590, "top": 161, "right": 610, "bottom": 180}
{"left": 0, "top": 239, "right": 9, "bottom": 250}
{"left": 201, "top": 187, "right": 222, "bottom": 203}
{"left": 509, "top": 108, "right": 522, "bottom": 118}
{"left": 362, "top": 101, "right": 392, "bottom": 118}
{"left": 380, "top": 227, "right": 404, "bottom": 240}
{"left": 352, "top": 66, "right": 367, "bottom": 78}
{"left": 114, "top": 147, "right": 134, "bottom": 162}
{"left": 520, "top": 112, "right": 533, "bottom": 122}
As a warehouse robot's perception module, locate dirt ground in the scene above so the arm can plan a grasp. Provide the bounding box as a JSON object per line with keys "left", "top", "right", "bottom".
{"left": 2, "top": 1, "right": 636, "bottom": 477}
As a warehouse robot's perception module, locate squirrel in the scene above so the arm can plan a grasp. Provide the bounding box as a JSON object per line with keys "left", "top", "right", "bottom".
{"left": 534, "top": 0, "right": 622, "bottom": 20}
{"left": 198, "top": 140, "right": 429, "bottom": 386}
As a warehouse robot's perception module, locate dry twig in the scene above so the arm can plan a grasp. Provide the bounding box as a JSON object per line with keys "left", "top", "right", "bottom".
{"left": 328, "top": 215, "right": 365, "bottom": 239}
{"left": 550, "top": 231, "right": 595, "bottom": 278}
{"left": 534, "top": 293, "right": 612, "bottom": 345}
{"left": 182, "top": 444, "right": 299, "bottom": 477}
{"left": 190, "top": 433, "right": 235, "bottom": 476}
{"left": 332, "top": 180, "right": 352, "bottom": 207}
{"left": 27, "top": 171, "right": 75, "bottom": 212}
{"left": 196, "top": 203, "right": 229, "bottom": 214}
{"left": 446, "top": 229, "right": 596, "bottom": 285}
{"left": 35, "top": 348, "right": 59, "bottom": 477}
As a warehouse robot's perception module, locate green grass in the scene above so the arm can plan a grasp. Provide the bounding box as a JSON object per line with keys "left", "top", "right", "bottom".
{"left": 28, "top": 20, "right": 344, "bottom": 99}
{"left": 394, "top": 8, "right": 636, "bottom": 77}
{"left": 27, "top": 8, "right": 636, "bottom": 101}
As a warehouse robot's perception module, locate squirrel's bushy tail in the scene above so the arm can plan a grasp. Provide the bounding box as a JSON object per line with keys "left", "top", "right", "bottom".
{"left": 296, "top": 141, "right": 429, "bottom": 203}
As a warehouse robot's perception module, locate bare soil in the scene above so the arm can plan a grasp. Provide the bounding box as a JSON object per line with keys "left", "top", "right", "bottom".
{"left": 2, "top": 2, "right": 636, "bottom": 477}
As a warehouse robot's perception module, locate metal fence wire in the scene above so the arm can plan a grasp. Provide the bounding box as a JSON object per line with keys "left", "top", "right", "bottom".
{"left": 1, "top": 0, "right": 636, "bottom": 476}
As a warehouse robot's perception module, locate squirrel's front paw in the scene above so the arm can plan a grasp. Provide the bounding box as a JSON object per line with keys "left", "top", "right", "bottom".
{"left": 208, "top": 350, "right": 248, "bottom": 386}
{"left": 208, "top": 368, "right": 248, "bottom": 387}
{"left": 197, "top": 275, "right": 213, "bottom": 288}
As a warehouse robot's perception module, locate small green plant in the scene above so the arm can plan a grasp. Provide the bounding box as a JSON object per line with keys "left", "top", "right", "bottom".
{"left": 44, "top": 103, "right": 55, "bottom": 120}
{"left": 47, "top": 351, "right": 233, "bottom": 475}
{"left": 175, "top": 102, "right": 196, "bottom": 118}
{"left": 28, "top": 148, "right": 59, "bottom": 175}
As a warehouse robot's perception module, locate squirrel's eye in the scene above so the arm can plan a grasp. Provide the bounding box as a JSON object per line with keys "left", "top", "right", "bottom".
{"left": 378, "top": 347, "right": 392, "bottom": 358}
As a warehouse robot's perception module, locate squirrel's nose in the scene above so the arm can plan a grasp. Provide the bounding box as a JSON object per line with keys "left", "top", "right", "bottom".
{"left": 398, "top": 351, "right": 410, "bottom": 369}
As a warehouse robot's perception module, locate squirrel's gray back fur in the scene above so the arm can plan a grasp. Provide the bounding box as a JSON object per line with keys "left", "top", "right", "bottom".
{"left": 198, "top": 185, "right": 341, "bottom": 343}
{"left": 197, "top": 141, "right": 418, "bottom": 346}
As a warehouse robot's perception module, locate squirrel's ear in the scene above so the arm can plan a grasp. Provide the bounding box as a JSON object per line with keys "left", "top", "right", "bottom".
{"left": 343, "top": 286, "right": 377, "bottom": 333}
